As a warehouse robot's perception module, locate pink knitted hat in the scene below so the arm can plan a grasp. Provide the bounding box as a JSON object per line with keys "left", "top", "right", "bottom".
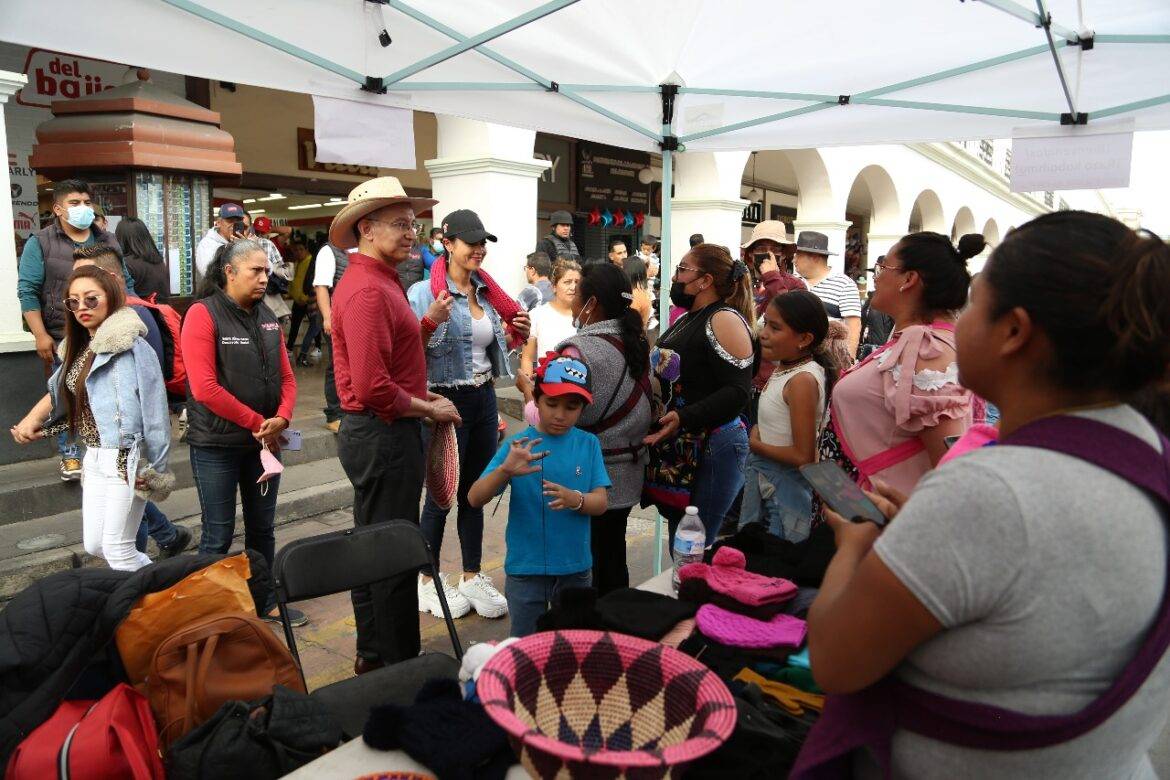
{"left": 695, "top": 604, "right": 807, "bottom": 649}
{"left": 678, "top": 547, "right": 797, "bottom": 607}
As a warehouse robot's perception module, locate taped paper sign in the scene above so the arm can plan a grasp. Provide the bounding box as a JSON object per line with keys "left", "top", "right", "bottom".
{"left": 1011, "top": 123, "right": 1133, "bottom": 192}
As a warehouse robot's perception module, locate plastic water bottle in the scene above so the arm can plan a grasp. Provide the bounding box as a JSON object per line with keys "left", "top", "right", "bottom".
{"left": 672, "top": 506, "right": 706, "bottom": 593}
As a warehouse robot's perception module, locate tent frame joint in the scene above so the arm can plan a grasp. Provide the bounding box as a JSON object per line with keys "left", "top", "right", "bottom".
{"left": 1074, "top": 33, "right": 1095, "bottom": 50}
{"left": 838, "top": 94, "right": 851, "bottom": 105}
{"left": 363, "top": 76, "right": 387, "bottom": 94}
{"left": 660, "top": 83, "right": 680, "bottom": 124}
{"left": 547, "top": 81, "right": 560, "bottom": 92}
{"left": 1061, "top": 111, "right": 1089, "bottom": 125}
{"left": 660, "top": 135, "right": 680, "bottom": 152}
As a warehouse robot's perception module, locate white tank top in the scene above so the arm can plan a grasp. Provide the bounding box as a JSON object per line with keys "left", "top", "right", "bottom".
{"left": 470, "top": 310, "right": 494, "bottom": 374}
{"left": 757, "top": 361, "right": 827, "bottom": 447}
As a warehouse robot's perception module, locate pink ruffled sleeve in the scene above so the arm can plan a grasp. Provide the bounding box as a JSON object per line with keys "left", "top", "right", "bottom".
{"left": 877, "top": 325, "right": 972, "bottom": 434}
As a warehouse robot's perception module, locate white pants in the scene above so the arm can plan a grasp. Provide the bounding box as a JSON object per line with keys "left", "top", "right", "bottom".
{"left": 82, "top": 448, "right": 151, "bottom": 571}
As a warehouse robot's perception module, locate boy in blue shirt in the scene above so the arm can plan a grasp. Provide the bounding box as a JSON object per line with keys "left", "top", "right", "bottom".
{"left": 468, "top": 352, "right": 610, "bottom": 636}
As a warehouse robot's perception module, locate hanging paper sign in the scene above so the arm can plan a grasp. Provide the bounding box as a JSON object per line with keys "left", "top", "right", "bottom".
{"left": 1010, "top": 122, "right": 1134, "bottom": 192}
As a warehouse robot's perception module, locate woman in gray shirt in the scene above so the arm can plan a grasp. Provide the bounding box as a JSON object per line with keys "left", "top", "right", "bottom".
{"left": 804, "top": 211, "right": 1170, "bottom": 778}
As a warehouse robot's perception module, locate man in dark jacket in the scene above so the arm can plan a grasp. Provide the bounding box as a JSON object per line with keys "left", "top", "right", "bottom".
{"left": 536, "top": 210, "right": 581, "bottom": 264}
{"left": 0, "top": 552, "right": 270, "bottom": 766}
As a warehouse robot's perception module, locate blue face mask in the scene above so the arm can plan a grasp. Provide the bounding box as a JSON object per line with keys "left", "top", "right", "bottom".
{"left": 65, "top": 205, "right": 96, "bottom": 230}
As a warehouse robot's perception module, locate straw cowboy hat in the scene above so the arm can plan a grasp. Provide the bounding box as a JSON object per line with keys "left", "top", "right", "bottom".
{"left": 328, "top": 176, "right": 438, "bottom": 250}
{"left": 741, "top": 220, "right": 795, "bottom": 250}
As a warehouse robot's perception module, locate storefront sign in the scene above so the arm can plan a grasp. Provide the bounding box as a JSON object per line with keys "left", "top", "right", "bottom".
{"left": 576, "top": 141, "right": 651, "bottom": 214}
{"left": 535, "top": 134, "right": 572, "bottom": 205}
{"left": 16, "top": 49, "right": 124, "bottom": 107}
{"left": 9, "top": 149, "right": 39, "bottom": 240}
{"left": 297, "top": 129, "right": 379, "bottom": 177}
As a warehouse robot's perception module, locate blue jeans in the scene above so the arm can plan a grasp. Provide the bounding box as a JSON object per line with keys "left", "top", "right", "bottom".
{"left": 134, "top": 501, "right": 179, "bottom": 552}
{"left": 190, "top": 445, "right": 279, "bottom": 606}
{"left": 506, "top": 570, "right": 592, "bottom": 637}
{"left": 298, "top": 312, "right": 322, "bottom": 358}
{"left": 51, "top": 355, "right": 79, "bottom": 460}
{"left": 741, "top": 453, "right": 815, "bottom": 542}
{"left": 420, "top": 383, "right": 497, "bottom": 573}
{"left": 669, "top": 421, "right": 749, "bottom": 548}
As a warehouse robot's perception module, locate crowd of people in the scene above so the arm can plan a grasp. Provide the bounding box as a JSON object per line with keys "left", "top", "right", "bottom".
{"left": 9, "top": 170, "right": 1170, "bottom": 776}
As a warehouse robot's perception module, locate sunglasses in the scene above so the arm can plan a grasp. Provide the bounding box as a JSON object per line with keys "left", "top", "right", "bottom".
{"left": 64, "top": 293, "right": 105, "bottom": 312}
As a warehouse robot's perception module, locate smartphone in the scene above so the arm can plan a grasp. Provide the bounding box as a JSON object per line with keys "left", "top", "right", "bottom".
{"left": 282, "top": 429, "right": 303, "bottom": 452}
{"left": 799, "top": 461, "right": 887, "bottom": 527}
{"left": 231, "top": 221, "right": 247, "bottom": 236}
{"left": 944, "top": 435, "right": 961, "bottom": 450}
{"left": 752, "top": 252, "right": 769, "bottom": 265}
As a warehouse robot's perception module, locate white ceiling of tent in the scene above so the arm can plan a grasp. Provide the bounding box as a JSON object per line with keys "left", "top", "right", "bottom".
{"left": 3, "top": 0, "right": 1167, "bottom": 152}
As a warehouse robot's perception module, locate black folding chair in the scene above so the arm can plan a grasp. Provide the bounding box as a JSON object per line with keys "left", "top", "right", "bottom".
{"left": 272, "top": 522, "right": 464, "bottom": 738}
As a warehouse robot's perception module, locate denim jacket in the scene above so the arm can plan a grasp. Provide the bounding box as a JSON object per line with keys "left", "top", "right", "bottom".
{"left": 49, "top": 306, "right": 174, "bottom": 500}
{"left": 407, "top": 273, "right": 513, "bottom": 387}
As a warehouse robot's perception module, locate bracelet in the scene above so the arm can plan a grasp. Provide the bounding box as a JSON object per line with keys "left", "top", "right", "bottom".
{"left": 421, "top": 316, "right": 438, "bottom": 333}
{"left": 572, "top": 490, "right": 585, "bottom": 512}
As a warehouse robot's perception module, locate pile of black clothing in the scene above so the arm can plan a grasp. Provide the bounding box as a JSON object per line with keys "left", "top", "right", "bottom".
{"left": 708, "top": 521, "right": 836, "bottom": 587}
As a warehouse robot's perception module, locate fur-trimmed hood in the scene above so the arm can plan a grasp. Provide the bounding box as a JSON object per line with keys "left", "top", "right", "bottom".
{"left": 56, "top": 306, "right": 146, "bottom": 360}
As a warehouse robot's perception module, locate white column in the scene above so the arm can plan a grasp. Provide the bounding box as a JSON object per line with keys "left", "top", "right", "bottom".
{"left": 793, "top": 219, "right": 852, "bottom": 275}
{"left": 669, "top": 151, "right": 750, "bottom": 262}
{"left": 425, "top": 116, "right": 549, "bottom": 297}
{"left": 0, "top": 71, "right": 33, "bottom": 354}
{"left": 865, "top": 232, "right": 903, "bottom": 263}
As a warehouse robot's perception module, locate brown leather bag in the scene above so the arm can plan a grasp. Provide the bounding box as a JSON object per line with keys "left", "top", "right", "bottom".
{"left": 145, "top": 612, "right": 305, "bottom": 748}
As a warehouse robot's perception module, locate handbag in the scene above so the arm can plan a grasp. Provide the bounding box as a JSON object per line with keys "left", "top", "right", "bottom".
{"left": 115, "top": 553, "right": 256, "bottom": 686}
{"left": 166, "top": 685, "right": 341, "bottom": 780}
{"left": 641, "top": 345, "right": 706, "bottom": 511}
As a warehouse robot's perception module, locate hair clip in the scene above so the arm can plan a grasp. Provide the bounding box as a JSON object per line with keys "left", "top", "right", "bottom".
{"left": 620, "top": 291, "right": 634, "bottom": 301}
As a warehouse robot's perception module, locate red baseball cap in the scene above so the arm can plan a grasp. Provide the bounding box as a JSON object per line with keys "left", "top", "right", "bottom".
{"left": 252, "top": 216, "right": 272, "bottom": 234}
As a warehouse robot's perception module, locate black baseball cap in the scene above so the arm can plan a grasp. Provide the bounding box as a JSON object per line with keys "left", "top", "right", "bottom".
{"left": 442, "top": 209, "right": 497, "bottom": 244}
{"left": 218, "top": 202, "right": 245, "bottom": 220}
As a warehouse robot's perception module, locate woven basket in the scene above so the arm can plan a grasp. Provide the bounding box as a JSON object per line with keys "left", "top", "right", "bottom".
{"left": 426, "top": 421, "right": 459, "bottom": 510}
{"left": 477, "top": 630, "right": 736, "bottom": 779}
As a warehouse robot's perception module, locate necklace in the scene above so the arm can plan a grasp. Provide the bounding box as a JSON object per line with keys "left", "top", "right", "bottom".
{"left": 779, "top": 355, "right": 813, "bottom": 370}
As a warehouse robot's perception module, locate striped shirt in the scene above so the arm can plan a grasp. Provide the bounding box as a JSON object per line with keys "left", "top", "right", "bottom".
{"left": 808, "top": 273, "right": 862, "bottom": 320}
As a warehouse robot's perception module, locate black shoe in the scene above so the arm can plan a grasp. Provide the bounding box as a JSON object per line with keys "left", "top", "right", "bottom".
{"left": 265, "top": 606, "right": 309, "bottom": 627}
{"left": 157, "top": 524, "right": 192, "bottom": 559}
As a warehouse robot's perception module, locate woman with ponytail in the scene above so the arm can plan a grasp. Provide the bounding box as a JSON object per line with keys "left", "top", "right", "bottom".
{"left": 796, "top": 212, "right": 1170, "bottom": 779}
{"left": 744, "top": 290, "right": 839, "bottom": 541}
{"left": 644, "top": 243, "right": 755, "bottom": 547}
{"left": 817, "top": 232, "right": 980, "bottom": 497}
{"left": 556, "top": 263, "right": 652, "bottom": 595}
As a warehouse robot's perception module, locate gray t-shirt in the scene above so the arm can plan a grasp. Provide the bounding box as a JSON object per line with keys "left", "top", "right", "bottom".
{"left": 869, "top": 405, "right": 1170, "bottom": 779}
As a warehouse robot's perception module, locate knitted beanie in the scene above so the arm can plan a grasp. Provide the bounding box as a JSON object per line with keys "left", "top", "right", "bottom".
{"left": 595, "top": 587, "right": 698, "bottom": 640}
{"left": 678, "top": 578, "right": 788, "bottom": 620}
{"left": 695, "top": 604, "right": 807, "bottom": 650}
{"left": 679, "top": 547, "right": 797, "bottom": 606}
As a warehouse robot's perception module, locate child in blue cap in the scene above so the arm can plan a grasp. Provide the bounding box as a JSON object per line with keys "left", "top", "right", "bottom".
{"left": 468, "top": 351, "right": 611, "bottom": 636}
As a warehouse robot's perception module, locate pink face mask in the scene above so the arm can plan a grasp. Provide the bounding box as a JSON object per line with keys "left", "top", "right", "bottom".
{"left": 257, "top": 447, "right": 284, "bottom": 491}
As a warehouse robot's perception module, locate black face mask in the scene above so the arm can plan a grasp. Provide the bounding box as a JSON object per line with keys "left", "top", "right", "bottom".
{"left": 669, "top": 280, "right": 696, "bottom": 309}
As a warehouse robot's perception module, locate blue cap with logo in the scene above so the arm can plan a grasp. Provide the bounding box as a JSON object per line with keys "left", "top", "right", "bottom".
{"left": 535, "top": 352, "right": 593, "bottom": 403}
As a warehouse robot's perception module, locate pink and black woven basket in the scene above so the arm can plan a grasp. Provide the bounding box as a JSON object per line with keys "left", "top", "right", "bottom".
{"left": 477, "top": 630, "right": 736, "bottom": 779}
{"left": 426, "top": 421, "right": 459, "bottom": 510}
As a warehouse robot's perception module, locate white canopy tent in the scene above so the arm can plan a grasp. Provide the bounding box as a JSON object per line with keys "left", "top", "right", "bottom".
{"left": 5, "top": 0, "right": 1169, "bottom": 285}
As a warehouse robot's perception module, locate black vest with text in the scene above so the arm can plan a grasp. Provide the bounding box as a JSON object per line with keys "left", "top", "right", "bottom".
{"left": 36, "top": 222, "right": 121, "bottom": 340}
{"left": 185, "top": 289, "right": 284, "bottom": 448}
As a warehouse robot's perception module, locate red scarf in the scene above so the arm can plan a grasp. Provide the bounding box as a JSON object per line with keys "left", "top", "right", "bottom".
{"left": 430, "top": 256, "right": 525, "bottom": 349}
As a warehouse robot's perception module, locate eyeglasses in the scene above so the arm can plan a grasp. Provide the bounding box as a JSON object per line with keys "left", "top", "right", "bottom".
{"left": 64, "top": 293, "right": 105, "bottom": 312}
{"left": 365, "top": 218, "right": 417, "bottom": 234}
{"left": 868, "top": 261, "right": 906, "bottom": 277}
{"left": 673, "top": 264, "right": 703, "bottom": 278}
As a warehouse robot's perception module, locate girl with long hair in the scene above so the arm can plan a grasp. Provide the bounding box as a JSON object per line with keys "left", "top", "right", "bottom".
{"left": 522, "top": 259, "right": 581, "bottom": 375}
{"left": 11, "top": 265, "right": 173, "bottom": 570}
{"left": 744, "top": 290, "right": 839, "bottom": 541}
{"left": 115, "top": 216, "right": 170, "bottom": 302}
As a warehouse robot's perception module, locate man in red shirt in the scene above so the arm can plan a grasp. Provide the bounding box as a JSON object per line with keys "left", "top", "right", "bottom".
{"left": 328, "top": 177, "right": 462, "bottom": 673}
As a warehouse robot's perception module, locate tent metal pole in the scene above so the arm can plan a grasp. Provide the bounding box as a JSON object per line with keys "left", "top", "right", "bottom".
{"left": 971, "top": 0, "right": 1079, "bottom": 42}
{"left": 680, "top": 88, "right": 838, "bottom": 102}
{"left": 653, "top": 142, "right": 673, "bottom": 577}
{"left": 1093, "top": 34, "right": 1170, "bottom": 44}
{"left": 1035, "top": 0, "right": 1081, "bottom": 121}
{"left": 379, "top": 0, "right": 581, "bottom": 86}
{"left": 1093, "top": 93, "right": 1170, "bottom": 119}
{"left": 159, "top": 0, "right": 366, "bottom": 84}
{"left": 384, "top": 0, "right": 661, "bottom": 142}
{"left": 389, "top": 82, "right": 546, "bottom": 91}
{"left": 853, "top": 97, "right": 1061, "bottom": 121}
{"left": 678, "top": 102, "right": 836, "bottom": 144}
{"left": 855, "top": 44, "right": 1053, "bottom": 99}
{"left": 559, "top": 85, "right": 662, "bottom": 93}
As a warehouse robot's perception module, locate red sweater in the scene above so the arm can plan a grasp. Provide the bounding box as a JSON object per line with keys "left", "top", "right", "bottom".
{"left": 182, "top": 302, "right": 297, "bottom": 432}
{"left": 332, "top": 253, "right": 427, "bottom": 421}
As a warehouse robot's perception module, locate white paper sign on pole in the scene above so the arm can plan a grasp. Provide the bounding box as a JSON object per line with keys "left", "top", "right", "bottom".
{"left": 312, "top": 95, "right": 416, "bottom": 171}
{"left": 1010, "top": 123, "right": 1134, "bottom": 192}
{"left": 9, "top": 149, "right": 39, "bottom": 240}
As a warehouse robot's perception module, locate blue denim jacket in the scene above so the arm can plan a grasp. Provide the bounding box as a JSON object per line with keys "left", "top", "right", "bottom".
{"left": 49, "top": 307, "right": 173, "bottom": 499}
{"left": 407, "top": 273, "right": 513, "bottom": 387}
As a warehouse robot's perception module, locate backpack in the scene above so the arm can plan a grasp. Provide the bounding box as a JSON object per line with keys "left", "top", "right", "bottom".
{"left": 166, "top": 685, "right": 342, "bottom": 780}
{"left": 128, "top": 293, "right": 186, "bottom": 398}
{"left": 145, "top": 613, "right": 306, "bottom": 750}
{"left": 5, "top": 683, "right": 164, "bottom": 779}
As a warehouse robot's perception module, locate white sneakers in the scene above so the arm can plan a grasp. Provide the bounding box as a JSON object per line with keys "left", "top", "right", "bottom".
{"left": 418, "top": 572, "right": 508, "bottom": 619}
{"left": 418, "top": 573, "right": 470, "bottom": 618}
{"left": 458, "top": 573, "right": 508, "bottom": 619}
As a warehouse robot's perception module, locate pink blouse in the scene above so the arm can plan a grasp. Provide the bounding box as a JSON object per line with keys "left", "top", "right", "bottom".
{"left": 830, "top": 323, "right": 972, "bottom": 495}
